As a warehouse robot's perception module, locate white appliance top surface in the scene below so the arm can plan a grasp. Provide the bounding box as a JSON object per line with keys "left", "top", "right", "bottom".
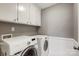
{"left": 48, "top": 36, "right": 79, "bottom": 56}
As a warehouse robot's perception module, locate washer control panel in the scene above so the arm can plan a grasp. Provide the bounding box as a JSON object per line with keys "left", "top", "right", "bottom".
{"left": 27, "top": 37, "right": 37, "bottom": 45}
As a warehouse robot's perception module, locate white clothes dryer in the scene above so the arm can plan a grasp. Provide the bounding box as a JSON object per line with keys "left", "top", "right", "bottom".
{"left": 35, "top": 35, "right": 49, "bottom": 56}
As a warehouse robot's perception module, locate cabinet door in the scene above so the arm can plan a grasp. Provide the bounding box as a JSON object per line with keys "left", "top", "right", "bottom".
{"left": 0, "top": 3, "right": 17, "bottom": 23}
{"left": 17, "top": 3, "right": 30, "bottom": 24}
{"left": 35, "top": 5, "right": 41, "bottom": 26}
{"left": 30, "top": 4, "right": 41, "bottom": 26}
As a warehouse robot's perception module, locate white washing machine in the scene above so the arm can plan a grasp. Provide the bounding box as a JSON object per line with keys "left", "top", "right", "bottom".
{"left": 0, "top": 36, "right": 39, "bottom": 56}
{"left": 35, "top": 35, "right": 49, "bottom": 56}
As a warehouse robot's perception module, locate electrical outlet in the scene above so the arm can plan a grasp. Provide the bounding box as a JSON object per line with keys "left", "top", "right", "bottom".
{"left": 11, "top": 27, "right": 15, "bottom": 32}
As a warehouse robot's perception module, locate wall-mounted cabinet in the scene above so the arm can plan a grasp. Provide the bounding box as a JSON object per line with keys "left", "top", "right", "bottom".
{"left": 30, "top": 4, "right": 41, "bottom": 26}
{"left": 17, "top": 3, "right": 30, "bottom": 24}
{"left": 0, "top": 3, "right": 41, "bottom": 26}
{"left": 0, "top": 3, "right": 17, "bottom": 23}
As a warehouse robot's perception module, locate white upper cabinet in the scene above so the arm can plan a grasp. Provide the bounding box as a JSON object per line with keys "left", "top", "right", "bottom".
{"left": 30, "top": 4, "right": 41, "bottom": 26}
{"left": 17, "top": 3, "right": 30, "bottom": 24}
{"left": 0, "top": 3, "right": 17, "bottom": 23}
{"left": 0, "top": 3, "right": 41, "bottom": 26}
{"left": 35, "top": 5, "right": 41, "bottom": 26}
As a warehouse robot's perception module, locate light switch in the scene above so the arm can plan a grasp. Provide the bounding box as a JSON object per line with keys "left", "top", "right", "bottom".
{"left": 11, "top": 27, "right": 15, "bottom": 32}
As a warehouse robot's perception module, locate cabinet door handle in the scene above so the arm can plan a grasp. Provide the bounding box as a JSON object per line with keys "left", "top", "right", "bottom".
{"left": 27, "top": 21, "right": 29, "bottom": 24}
{"left": 17, "top": 18, "right": 18, "bottom": 21}
{"left": 13, "top": 18, "right": 18, "bottom": 22}
{"left": 27, "top": 21, "right": 31, "bottom": 24}
{"left": 13, "top": 19, "right": 17, "bottom": 21}
{"left": 30, "top": 22, "right": 31, "bottom": 24}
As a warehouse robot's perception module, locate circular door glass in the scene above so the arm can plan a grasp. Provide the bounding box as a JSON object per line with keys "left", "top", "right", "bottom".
{"left": 44, "top": 40, "right": 48, "bottom": 51}
{"left": 21, "top": 46, "right": 38, "bottom": 56}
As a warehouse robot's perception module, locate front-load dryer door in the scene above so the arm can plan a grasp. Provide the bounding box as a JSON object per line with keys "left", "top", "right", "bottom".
{"left": 41, "top": 39, "right": 49, "bottom": 56}
{"left": 44, "top": 40, "right": 48, "bottom": 52}
{"left": 21, "top": 45, "right": 38, "bottom": 56}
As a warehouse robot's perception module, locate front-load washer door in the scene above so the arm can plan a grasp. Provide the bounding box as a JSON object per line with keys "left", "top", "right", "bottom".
{"left": 21, "top": 45, "right": 38, "bottom": 56}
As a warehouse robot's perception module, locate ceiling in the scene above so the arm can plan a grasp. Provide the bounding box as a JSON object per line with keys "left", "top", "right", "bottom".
{"left": 36, "top": 3, "right": 56, "bottom": 9}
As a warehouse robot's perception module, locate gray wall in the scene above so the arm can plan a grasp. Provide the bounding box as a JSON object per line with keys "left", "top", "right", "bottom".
{"left": 0, "top": 22, "right": 37, "bottom": 40}
{"left": 73, "top": 4, "right": 78, "bottom": 42}
{"left": 38, "top": 3, "right": 74, "bottom": 38}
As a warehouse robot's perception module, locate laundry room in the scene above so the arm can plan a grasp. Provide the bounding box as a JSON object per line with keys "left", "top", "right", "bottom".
{"left": 0, "top": 2, "right": 79, "bottom": 56}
